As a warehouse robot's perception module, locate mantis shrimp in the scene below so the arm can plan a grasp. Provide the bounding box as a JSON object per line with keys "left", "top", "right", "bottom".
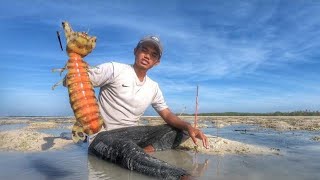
{"left": 52, "top": 21, "right": 103, "bottom": 143}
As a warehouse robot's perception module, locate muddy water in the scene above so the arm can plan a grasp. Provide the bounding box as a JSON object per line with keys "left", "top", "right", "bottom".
{"left": 0, "top": 119, "right": 319, "bottom": 180}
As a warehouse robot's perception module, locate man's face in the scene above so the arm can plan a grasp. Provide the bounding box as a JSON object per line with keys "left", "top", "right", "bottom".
{"left": 134, "top": 42, "right": 160, "bottom": 70}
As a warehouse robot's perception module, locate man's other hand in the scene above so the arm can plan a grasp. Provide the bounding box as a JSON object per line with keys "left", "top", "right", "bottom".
{"left": 186, "top": 125, "right": 208, "bottom": 149}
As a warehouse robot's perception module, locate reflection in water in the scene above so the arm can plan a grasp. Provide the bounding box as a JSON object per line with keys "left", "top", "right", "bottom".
{"left": 29, "top": 145, "right": 88, "bottom": 180}
{"left": 190, "top": 153, "right": 210, "bottom": 177}
{"left": 88, "top": 154, "right": 152, "bottom": 180}
{"left": 42, "top": 137, "right": 60, "bottom": 150}
{"left": 42, "top": 132, "right": 72, "bottom": 150}
{"left": 30, "top": 158, "right": 74, "bottom": 180}
{"left": 87, "top": 149, "right": 211, "bottom": 180}
{"left": 0, "top": 144, "right": 88, "bottom": 180}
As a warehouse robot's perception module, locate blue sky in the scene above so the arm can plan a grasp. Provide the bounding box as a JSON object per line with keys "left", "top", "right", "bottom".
{"left": 1, "top": 0, "right": 320, "bottom": 116}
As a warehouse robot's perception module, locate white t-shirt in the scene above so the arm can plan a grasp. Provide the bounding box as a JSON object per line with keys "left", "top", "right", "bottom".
{"left": 88, "top": 62, "right": 168, "bottom": 131}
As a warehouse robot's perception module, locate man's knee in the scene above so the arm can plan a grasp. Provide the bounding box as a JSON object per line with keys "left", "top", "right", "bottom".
{"left": 143, "top": 144, "right": 155, "bottom": 153}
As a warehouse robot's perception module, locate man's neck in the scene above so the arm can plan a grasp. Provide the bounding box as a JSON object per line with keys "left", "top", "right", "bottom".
{"left": 133, "top": 65, "right": 147, "bottom": 82}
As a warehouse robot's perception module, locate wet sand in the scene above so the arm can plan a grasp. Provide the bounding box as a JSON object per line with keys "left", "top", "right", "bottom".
{"left": 0, "top": 130, "right": 72, "bottom": 152}
{"left": 144, "top": 115, "right": 320, "bottom": 131}
{"left": 1, "top": 116, "right": 318, "bottom": 154}
{"left": 0, "top": 118, "right": 73, "bottom": 152}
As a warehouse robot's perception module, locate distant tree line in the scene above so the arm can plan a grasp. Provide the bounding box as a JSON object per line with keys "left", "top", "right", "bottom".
{"left": 178, "top": 110, "right": 320, "bottom": 116}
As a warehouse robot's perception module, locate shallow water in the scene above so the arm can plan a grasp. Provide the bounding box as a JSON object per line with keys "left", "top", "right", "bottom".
{"left": 0, "top": 145, "right": 89, "bottom": 180}
{"left": 0, "top": 118, "right": 319, "bottom": 180}
{"left": 38, "top": 128, "right": 71, "bottom": 137}
{"left": 0, "top": 123, "right": 28, "bottom": 131}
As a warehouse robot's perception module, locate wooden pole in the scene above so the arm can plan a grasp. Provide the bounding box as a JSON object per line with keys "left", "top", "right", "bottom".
{"left": 194, "top": 85, "right": 199, "bottom": 128}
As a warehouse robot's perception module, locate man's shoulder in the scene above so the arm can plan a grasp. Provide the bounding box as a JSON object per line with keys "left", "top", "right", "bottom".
{"left": 145, "top": 76, "right": 160, "bottom": 88}
{"left": 105, "top": 62, "right": 134, "bottom": 80}
{"left": 110, "top": 62, "right": 132, "bottom": 71}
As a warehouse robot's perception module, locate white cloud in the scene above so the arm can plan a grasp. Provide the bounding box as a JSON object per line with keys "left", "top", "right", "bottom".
{"left": 1, "top": 1, "right": 320, "bottom": 115}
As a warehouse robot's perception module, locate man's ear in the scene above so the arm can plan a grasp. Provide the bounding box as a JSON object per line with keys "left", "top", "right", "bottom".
{"left": 134, "top": 48, "right": 137, "bottom": 55}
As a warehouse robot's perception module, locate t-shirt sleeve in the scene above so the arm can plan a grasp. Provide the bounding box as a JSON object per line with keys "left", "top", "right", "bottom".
{"left": 88, "top": 62, "right": 114, "bottom": 87}
{"left": 151, "top": 84, "right": 169, "bottom": 112}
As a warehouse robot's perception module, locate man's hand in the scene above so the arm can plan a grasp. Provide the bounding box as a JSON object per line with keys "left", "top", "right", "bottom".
{"left": 186, "top": 125, "right": 209, "bottom": 149}
{"left": 159, "top": 108, "right": 209, "bottom": 149}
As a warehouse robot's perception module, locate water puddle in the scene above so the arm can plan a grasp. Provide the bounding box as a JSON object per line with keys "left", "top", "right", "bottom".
{"left": 0, "top": 123, "right": 28, "bottom": 131}
{"left": 38, "top": 128, "right": 71, "bottom": 137}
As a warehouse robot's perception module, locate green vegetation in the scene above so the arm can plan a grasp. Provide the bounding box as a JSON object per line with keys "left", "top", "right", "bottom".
{"left": 179, "top": 110, "right": 320, "bottom": 116}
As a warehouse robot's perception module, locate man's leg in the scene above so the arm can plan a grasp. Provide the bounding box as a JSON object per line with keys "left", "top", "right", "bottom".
{"left": 149, "top": 124, "right": 187, "bottom": 151}
{"left": 136, "top": 124, "right": 185, "bottom": 152}
{"left": 88, "top": 126, "right": 189, "bottom": 179}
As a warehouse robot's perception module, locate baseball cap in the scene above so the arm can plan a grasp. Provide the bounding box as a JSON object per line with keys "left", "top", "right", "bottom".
{"left": 136, "top": 35, "right": 163, "bottom": 58}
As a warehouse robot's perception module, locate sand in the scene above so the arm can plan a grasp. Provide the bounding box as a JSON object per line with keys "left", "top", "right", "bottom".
{"left": 0, "top": 118, "right": 74, "bottom": 152}
{"left": 178, "top": 135, "right": 279, "bottom": 155}
{"left": 0, "top": 129, "right": 72, "bottom": 152}
{"left": 1, "top": 116, "right": 318, "bottom": 154}
{"left": 0, "top": 127, "right": 276, "bottom": 155}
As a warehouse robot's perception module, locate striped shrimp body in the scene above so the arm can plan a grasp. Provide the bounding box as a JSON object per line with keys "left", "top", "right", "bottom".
{"left": 66, "top": 52, "right": 103, "bottom": 136}
{"left": 53, "top": 21, "right": 103, "bottom": 143}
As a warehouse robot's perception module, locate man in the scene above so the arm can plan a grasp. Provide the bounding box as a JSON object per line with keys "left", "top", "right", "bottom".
{"left": 87, "top": 35, "right": 208, "bottom": 150}
{"left": 86, "top": 36, "right": 208, "bottom": 179}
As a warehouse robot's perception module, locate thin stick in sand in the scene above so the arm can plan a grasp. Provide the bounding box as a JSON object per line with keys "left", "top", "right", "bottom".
{"left": 194, "top": 85, "right": 199, "bottom": 128}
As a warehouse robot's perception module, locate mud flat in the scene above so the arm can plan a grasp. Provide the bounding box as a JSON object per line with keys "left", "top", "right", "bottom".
{"left": 1, "top": 116, "right": 319, "bottom": 180}
{"left": 0, "top": 117, "right": 74, "bottom": 152}
{"left": 2, "top": 116, "right": 318, "bottom": 153}
{"left": 143, "top": 116, "right": 320, "bottom": 131}
{"left": 0, "top": 130, "right": 72, "bottom": 152}
{"left": 178, "top": 135, "right": 278, "bottom": 155}
{"left": 0, "top": 127, "right": 276, "bottom": 155}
